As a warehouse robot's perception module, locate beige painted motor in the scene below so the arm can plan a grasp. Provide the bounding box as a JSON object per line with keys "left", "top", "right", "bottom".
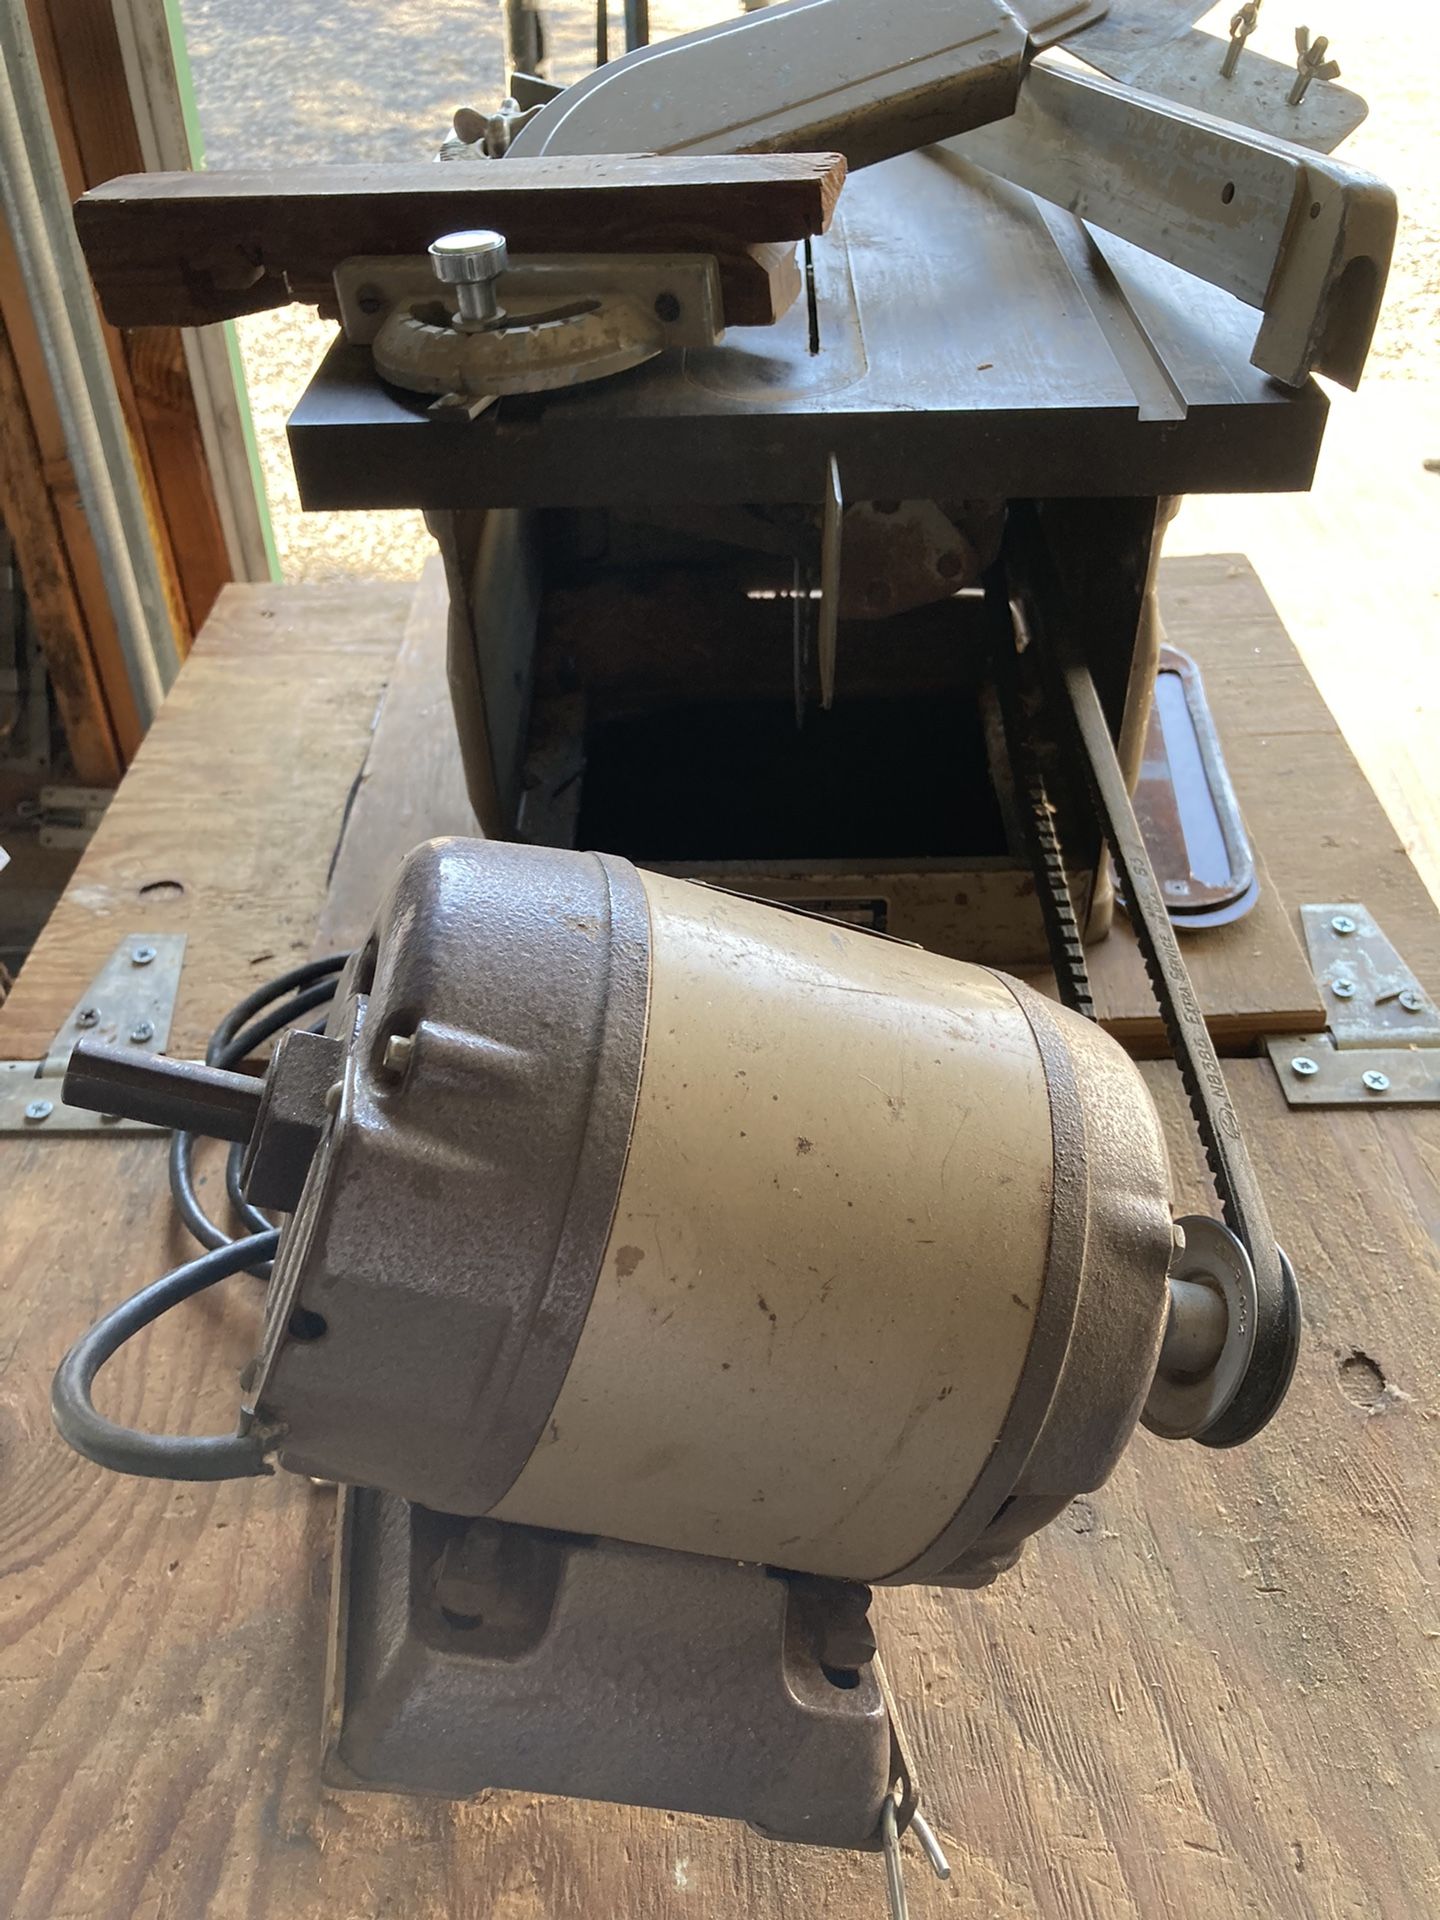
{"left": 233, "top": 835, "right": 1215, "bottom": 1588}
{"left": 58, "top": 837, "right": 1285, "bottom": 1589}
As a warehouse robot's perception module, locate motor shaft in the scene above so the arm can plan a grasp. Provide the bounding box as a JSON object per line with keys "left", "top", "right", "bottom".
{"left": 63, "top": 1036, "right": 263, "bottom": 1142}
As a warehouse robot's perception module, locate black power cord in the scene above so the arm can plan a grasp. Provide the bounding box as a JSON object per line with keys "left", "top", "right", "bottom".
{"left": 169, "top": 955, "right": 349, "bottom": 1273}
{"left": 51, "top": 1233, "right": 279, "bottom": 1479}
{"left": 51, "top": 954, "right": 353, "bottom": 1481}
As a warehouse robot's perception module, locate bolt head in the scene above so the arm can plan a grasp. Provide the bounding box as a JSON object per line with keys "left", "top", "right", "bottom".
{"left": 1398, "top": 989, "right": 1424, "bottom": 1013}
{"left": 1330, "top": 915, "right": 1357, "bottom": 935}
{"left": 24, "top": 1099, "right": 53, "bottom": 1122}
{"left": 1290, "top": 1056, "right": 1320, "bottom": 1077}
{"left": 1332, "top": 978, "right": 1356, "bottom": 998}
{"left": 130, "top": 945, "right": 157, "bottom": 966}
{"left": 1361, "top": 1070, "right": 1390, "bottom": 1094}
{"left": 381, "top": 1032, "right": 416, "bottom": 1079}
{"left": 76, "top": 1007, "right": 100, "bottom": 1028}
{"left": 129, "top": 1020, "right": 155, "bottom": 1044}
{"left": 429, "top": 229, "right": 508, "bottom": 285}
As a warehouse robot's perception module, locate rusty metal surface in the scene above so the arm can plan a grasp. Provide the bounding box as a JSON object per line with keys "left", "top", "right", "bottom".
{"left": 836, "top": 499, "right": 1001, "bottom": 618}
{"left": 1084, "top": 27, "right": 1369, "bottom": 153}
{"left": 1128, "top": 643, "right": 1257, "bottom": 927}
{"left": 288, "top": 151, "right": 1328, "bottom": 513}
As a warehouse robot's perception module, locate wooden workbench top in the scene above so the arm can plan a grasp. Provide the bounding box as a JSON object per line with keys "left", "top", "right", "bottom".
{"left": 2, "top": 558, "right": 1436, "bottom": 1918}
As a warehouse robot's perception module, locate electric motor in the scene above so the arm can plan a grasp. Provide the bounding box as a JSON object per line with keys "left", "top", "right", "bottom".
{"left": 255, "top": 838, "right": 1189, "bottom": 1583}
{"left": 57, "top": 837, "right": 1293, "bottom": 1589}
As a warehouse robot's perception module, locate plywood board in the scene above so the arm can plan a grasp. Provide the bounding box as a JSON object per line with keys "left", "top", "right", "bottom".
{"left": 314, "top": 558, "right": 476, "bottom": 953}
{"left": 1033, "top": 838, "right": 1324, "bottom": 1052}
{"left": 0, "top": 580, "right": 407, "bottom": 1062}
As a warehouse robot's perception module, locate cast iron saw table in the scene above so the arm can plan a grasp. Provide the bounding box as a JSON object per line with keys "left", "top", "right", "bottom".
{"left": 288, "top": 152, "right": 1328, "bottom": 512}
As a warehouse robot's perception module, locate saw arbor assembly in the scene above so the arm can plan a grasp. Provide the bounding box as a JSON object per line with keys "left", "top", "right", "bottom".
{"left": 48, "top": 0, "right": 1400, "bottom": 1908}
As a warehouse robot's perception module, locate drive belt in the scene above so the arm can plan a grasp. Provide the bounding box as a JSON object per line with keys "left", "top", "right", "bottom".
{"left": 990, "top": 606, "right": 1095, "bottom": 1023}
{"left": 999, "top": 520, "right": 1300, "bottom": 1447}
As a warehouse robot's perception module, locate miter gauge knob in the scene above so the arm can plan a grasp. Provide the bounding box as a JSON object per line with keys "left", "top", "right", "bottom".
{"left": 428, "top": 229, "right": 508, "bottom": 330}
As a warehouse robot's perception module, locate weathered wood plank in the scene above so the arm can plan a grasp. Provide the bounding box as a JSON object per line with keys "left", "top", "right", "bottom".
{"left": 1067, "top": 839, "right": 1323, "bottom": 1052}
{"left": 314, "top": 557, "right": 476, "bottom": 952}
{"left": 0, "top": 308, "right": 122, "bottom": 784}
{"left": 1161, "top": 554, "right": 1440, "bottom": 976}
{"left": 0, "top": 582, "right": 407, "bottom": 1062}
{"left": 76, "top": 153, "right": 848, "bottom": 330}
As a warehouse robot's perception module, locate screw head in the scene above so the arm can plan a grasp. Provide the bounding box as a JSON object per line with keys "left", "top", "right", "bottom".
{"left": 654, "top": 291, "right": 682, "bottom": 324}
{"left": 75, "top": 1006, "right": 100, "bottom": 1029}
{"left": 129, "top": 1020, "right": 155, "bottom": 1044}
{"left": 1398, "top": 989, "right": 1425, "bottom": 1013}
{"left": 130, "top": 944, "right": 157, "bottom": 966}
{"left": 1361, "top": 1070, "right": 1390, "bottom": 1094}
{"left": 1330, "top": 915, "right": 1357, "bottom": 935}
{"left": 1290, "top": 1056, "right": 1320, "bottom": 1077}
{"left": 1332, "top": 978, "right": 1356, "bottom": 999}
{"left": 24, "top": 1098, "right": 53, "bottom": 1122}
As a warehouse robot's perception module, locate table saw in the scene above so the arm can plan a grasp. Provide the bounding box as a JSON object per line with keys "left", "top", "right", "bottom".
{"left": 24, "top": 2, "right": 1430, "bottom": 1913}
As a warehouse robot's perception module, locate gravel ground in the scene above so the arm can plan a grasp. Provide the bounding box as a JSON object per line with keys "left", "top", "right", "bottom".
{"left": 178, "top": 0, "right": 1439, "bottom": 582}
{"left": 180, "top": 0, "right": 725, "bottom": 579}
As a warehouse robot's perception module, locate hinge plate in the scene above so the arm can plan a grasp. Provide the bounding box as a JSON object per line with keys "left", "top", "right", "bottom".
{"left": 1300, "top": 903, "right": 1440, "bottom": 1046}
{"left": 1, "top": 932, "right": 186, "bottom": 1133}
{"left": 1265, "top": 1032, "right": 1440, "bottom": 1107}
{"left": 1269, "top": 904, "right": 1438, "bottom": 1107}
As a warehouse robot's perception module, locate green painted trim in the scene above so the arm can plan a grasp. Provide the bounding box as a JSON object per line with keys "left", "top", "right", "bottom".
{"left": 221, "top": 320, "right": 282, "bottom": 580}
{"left": 161, "top": 0, "right": 281, "bottom": 579}
{"left": 160, "top": 0, "right": 206, "bottom": 165}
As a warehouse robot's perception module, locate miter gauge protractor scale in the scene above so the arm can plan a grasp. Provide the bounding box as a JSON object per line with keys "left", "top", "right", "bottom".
{"left": 337, "top": 229, "right": 728, "bottom": 419}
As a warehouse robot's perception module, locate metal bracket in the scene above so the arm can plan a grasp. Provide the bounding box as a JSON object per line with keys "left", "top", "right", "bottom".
{"left": 508, "top": 0, "right": 1027, "bottom": 171}
{"left": 0, "top": 932, "right": 186, "bottom": 1132}
{"left": 954, "top": 54, "right": 1395, "bottom": 389}
{"left": 818, "top": 452, "right": 843, "bottom": 710}
{"left": 1124, "top": 643, "right": 1258, "bottom": 929}
{"left": 1266, "top": 905, "right": 1439, "bottom": 1107}
{"left": 17, "top": 783, "right": 111, "bottom": 850}
{"left": 335, "top": 253, "right": 725, "bottom": 353}
{"left": 326, "top": 1488, "right": 901, "bottom": 1849}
